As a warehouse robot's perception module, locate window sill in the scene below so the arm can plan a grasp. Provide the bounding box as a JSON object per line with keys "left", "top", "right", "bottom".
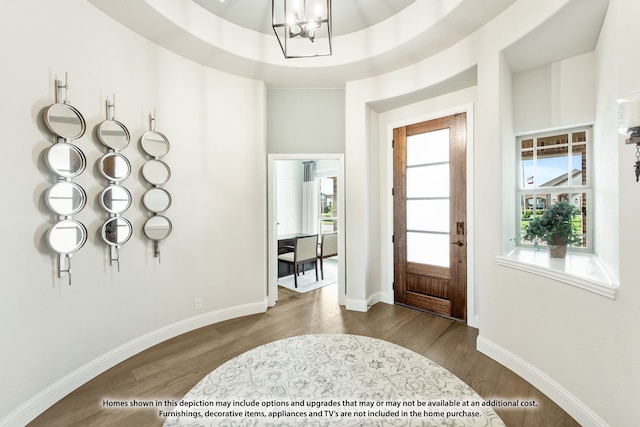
{"left": 496, "top": 247, "right": 619, "bottom": 299}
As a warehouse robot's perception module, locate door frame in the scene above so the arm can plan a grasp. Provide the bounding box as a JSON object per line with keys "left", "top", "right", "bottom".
{"left": 267, "top": 153, "right": 346, "bottom": 307}
{"left": 384, "top": 104, "right": 476, "bottom": 326}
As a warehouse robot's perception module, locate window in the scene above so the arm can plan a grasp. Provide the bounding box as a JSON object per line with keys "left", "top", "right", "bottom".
{"left": 516, "top": 126, "right": 592, "bottom": 250}
{"left": 320, "top": 176, "right": 337, "bottom": 232}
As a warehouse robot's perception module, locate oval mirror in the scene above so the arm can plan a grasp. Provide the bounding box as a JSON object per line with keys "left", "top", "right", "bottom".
{"left": 143, "top": 215, "right": 172, "bottom": 240}
{"left": 100, "top": 185, "right": 132, "bottom": 214}
{"left": 142, "top": 188, "right": 172, "bottom": 213}
{"left": 101, "top": 217, "right": 133, "bottom": 246}
{"left": 45, "top": 103, "right": 86, "bottom": 140}
{"left": 141, "top": 131, "right": 170, "bottom": 158}
{"left": 46, "top": 142, "right": 86, "bottom": 178}
{"left": 98, "top": 120, "right": 130, "bottom": 150}
{"left": 99, "top": 152, "right": 131, "bottom": 182}
{"left": 45, "top": 181, "right": 87, "bottom": 216}
{"left": 142, "top": 159, "right": 171, "bottom": 185}
{"left": 48, "top": 219, "right": 87, "bottom": 254}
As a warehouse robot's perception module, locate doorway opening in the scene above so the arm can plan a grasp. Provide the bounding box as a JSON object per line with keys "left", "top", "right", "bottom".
{"left": 267, "top": 154, "right": 345, "bottom": 307}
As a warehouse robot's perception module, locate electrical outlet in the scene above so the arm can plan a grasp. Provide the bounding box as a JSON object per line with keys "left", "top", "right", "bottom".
{"left": 194, "top": 297, "right": 203, "bottom": 310}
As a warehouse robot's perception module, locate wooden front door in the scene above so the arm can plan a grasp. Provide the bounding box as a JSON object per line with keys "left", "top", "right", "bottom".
{"left": 393, "top": 113, "right": 467, "bottom": 322}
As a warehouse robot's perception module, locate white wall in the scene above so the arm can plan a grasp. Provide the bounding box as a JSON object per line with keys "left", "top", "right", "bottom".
{"left": 512, "top": 52, "right": 596, "bottom": 134}
{"left": 345, "top": 0, "right": 638, "bottom": 426}
{"left": 0, "top": 1, "right": 266, "bottom": 424}
{"left": 267, "top": 89, "right": 345, "bottom": 154}
{"left": 276, "top": 161, "right": 303, "bottom": 235}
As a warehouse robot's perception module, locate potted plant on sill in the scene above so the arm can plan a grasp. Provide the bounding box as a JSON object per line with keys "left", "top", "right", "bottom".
{"left": 522, "top": 201, "right": 582, "bottom": 258}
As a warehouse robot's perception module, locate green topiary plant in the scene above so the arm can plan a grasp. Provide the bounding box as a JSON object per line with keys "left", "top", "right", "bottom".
{"left": 523, "top": 201, "right": 582, "bottom": 257}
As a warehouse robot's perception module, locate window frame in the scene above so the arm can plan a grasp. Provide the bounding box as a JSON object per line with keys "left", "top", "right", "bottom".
{"left": 515, "top": 125, "right": 593, "bottom": 252}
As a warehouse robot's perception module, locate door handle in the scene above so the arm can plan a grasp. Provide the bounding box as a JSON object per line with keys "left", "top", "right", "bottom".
{"left": 451, "top": 240, "right": 464, "bottom": 246}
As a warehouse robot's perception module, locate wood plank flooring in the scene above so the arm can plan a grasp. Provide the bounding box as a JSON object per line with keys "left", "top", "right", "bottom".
{"left": 28, "top": 284, "right": 579, "bottom": 427}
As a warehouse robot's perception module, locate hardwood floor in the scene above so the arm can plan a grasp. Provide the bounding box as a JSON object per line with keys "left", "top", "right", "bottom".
{"left": 29, "top": 284, "right": 579, "bottom": 427}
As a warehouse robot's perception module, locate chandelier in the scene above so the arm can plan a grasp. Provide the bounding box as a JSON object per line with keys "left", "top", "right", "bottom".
{"left": 618, "top": 90, "right": 640, "bottom": 181}
{"left": 272, "top": 0, "right": 332, "bottom": 58}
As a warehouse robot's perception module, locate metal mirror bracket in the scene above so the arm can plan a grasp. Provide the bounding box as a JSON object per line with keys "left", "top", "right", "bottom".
{"left": 43, "top": 73, "right": 88, "bottom": 285}
{"left": 110, "top": 246, "right": 120, "bottom": 272}
{"left": 97, "top": 95, "right": 132, "bottom": 271}
{"left": 59, "top": 253, "right": 72, "bottom": 286}
{"left": 154, "top": 240, "right": 161, "bottom": 263}
{"left": 141, "top": 111, "right": 172, "bottom": 262}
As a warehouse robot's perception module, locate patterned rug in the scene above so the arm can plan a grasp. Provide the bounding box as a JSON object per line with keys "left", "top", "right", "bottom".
{"left": 163, "top": 334, "right": 506, "bottom": 426}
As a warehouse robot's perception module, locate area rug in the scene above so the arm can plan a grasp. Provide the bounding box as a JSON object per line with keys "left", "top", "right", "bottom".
{"left": 163, "top": 334, "right": 506, "bottom": 426}
{"left": 278, "top": 257, "right": 338, "bottom": 293}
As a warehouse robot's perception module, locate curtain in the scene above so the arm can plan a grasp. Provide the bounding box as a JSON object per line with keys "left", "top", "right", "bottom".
{"left": 302, "top": 161, "right": 318, "bottom": 234}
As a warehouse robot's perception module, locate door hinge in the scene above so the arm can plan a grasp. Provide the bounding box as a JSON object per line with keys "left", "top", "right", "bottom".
{"left": 392, "top": 235, "right": 395, "bottom": 243}
{"left": 392, "top": 139, "right": 394, "bottom": 148}
{"left": 392, "top": 187, "right": 394, "bottom": 196}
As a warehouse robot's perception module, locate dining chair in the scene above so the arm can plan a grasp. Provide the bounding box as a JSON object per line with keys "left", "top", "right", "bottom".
{"left": 277, "top": 234, "right": 318, "bottom": 288}
{"left": 317, "top": 232, "right": 338, "bottom": 280}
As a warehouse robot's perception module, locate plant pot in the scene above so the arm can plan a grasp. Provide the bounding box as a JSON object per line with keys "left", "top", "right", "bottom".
{"left": 549, "top": 236, "right": 567, "bottom": 258}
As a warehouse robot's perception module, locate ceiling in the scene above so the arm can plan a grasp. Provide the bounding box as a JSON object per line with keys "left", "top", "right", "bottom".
{"left": 192, "top": 0, "right": 418, "bottom": 36}
{"left": 88, "top": 0, "right": 608, "bottom": 89}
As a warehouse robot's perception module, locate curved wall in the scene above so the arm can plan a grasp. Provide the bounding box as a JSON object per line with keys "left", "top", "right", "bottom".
{"left": 345, "top": 0, "right": 638, "bottom": 426}
{"left": 0, "top": 1, "right": 266, "bottom": 424}
{"left": 3, "top": 1, "right": 638, "bottom": 426}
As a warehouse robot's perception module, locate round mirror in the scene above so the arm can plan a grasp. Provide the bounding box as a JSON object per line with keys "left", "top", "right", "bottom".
{"left": 143, "top": 215, "right": 172, "bottom": 240}
{"left": 48, "top": 219, "right": 87, "bottom": 254}
{"left": 46, "top": 142, "right": 86, "bottom": 178}
{"left": 100, "top": 185, "right": 132, "bottom": 214}
{"left": 142, "top": 188, "right": 172, "bottom": 213}
{"left": 99, "top": 152, "right": 131, "bottom": 182}
{"left": 141, "top": 131, "right": 170, "bottom": 158}
{"left": 142, "top": 160, "right": 171, "bottom": 185}
{"left": 98, "top": 120, "right": 130, "bottom": 150}
{"left": 45, "top": 103, "right": 86, "bottom": 140}
{"left": 45, "top": 181, "right": 87, "bottom": 216}
{"left": 101, "top": 217, "right": 133, "bottom": 246}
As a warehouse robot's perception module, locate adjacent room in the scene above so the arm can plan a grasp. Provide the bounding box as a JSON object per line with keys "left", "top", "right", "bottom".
{"left": 1, "top": 0, "right": 638, "bottom": 426}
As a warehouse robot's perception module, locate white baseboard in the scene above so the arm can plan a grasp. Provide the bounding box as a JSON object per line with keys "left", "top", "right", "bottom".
{"left": 345, "top": 297, "right": 369, "bottom": 312}
{"left": 1, "top": 301, "right": 267, "bottom": 427}
{"left": 476, "top": 335, "right": 609, "bottom": 427}
{"left": 345, "top": 291, "right": 392, "bottom": 312}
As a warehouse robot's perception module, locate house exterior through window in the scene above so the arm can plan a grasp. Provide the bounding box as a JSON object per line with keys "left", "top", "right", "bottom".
{"left": 516, "top": 126, "right": 592, "bottom": 250}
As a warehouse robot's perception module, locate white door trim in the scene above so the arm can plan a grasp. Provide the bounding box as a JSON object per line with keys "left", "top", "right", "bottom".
{"left": 267, "top": 153, "right": 346, "bottom": 307}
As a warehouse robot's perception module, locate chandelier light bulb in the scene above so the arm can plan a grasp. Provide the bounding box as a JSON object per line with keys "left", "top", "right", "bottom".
{"left": 286, "top": 13, "right": 296, "bottom": 27}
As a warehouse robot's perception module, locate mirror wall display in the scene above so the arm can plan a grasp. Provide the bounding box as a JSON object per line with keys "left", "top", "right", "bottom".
{"left": 143, "top": 215, "right": 172, "bottom": 240}
{"left": 97, "top": 96, "right": 132, "bottom": 272}
{"left": 46, "top": 142, "right": 86, "bottom": 178}
{"left": 141, "top": 113, "right": 172, "bottom": 261}
{"left": 45, "top": 102, "right": 86, "bottom": 140}
{"left": 43, "top": 74, "right": 88, "bottom": 285}
{"left": 102, "top": 217, "right": 133, "bottom": 246}
{"left": 141, "top": 131, "right": 170, "bottom": 157}
{"left": 99, "top": 152, "right": 131, "bottom": 182}
{"left": 98, "top": 119, "right": 130, "bottom": 150}
{"left": 48, "top": 219, "right": 88, "bottom": 254}
{"left": 100, "top": 185, "right": 132, "bottom": 214}
{"left": 45, "top": 181, "right": 87, "bottom": 216}
{"left": 141, "top": 159, "right": 171, "bottom": 185}
{"left": 142, "top": 188, "right": 171, "bottom": 213}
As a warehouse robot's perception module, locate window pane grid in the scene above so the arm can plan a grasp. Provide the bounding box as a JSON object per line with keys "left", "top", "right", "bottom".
{"left": 516, "top": 126, "right": 592, "bottom": 250}
{"left": 518, "top": 129, "right": 590, "bottom": 190}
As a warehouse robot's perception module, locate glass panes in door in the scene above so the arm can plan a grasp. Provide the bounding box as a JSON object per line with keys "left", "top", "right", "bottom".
{"left": 405, "top": 129, "right": 450, "bottom": 267}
